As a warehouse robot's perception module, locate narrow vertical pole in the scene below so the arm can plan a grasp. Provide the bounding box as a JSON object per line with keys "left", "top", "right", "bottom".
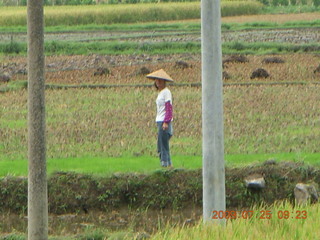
{"left": 27, "top": 0, "right": 48, "bottom": 239}
{"left": 201, "top": 0, "right": 226, "bottom": 224}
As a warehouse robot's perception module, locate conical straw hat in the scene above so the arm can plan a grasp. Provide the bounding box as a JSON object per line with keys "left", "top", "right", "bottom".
{"left": 146, "top": 69, "right": 174, "bottom": 82}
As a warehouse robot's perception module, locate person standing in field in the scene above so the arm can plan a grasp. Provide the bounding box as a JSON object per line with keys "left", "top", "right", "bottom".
{"left": 146, "top": 69, "right": 174, "bottom": 168}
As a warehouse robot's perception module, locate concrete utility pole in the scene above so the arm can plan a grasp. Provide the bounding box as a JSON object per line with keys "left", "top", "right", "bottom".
{"left": 201, "top": 0, "right": 226, "bottom": 224}
{"left": 27, "top": 0, "right": 48, "bottom": 239}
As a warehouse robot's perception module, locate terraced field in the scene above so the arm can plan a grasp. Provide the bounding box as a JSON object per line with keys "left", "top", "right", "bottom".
{"left": 1, "top": 12, "right": 320, "bottom": 239}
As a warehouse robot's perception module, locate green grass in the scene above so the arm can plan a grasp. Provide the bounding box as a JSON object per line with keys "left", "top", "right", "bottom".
{"left": 0, "top": 22, "right": 200, "bottom": 33}
{"left": 0, "top": 80, "right": 28, "bottom": 92}
{"left": 1, "top": 152, "right": 319, "bottom": 177}
{"left": 1, "top": 12, "right": 320, "bottom": 56}
{"left": 2, "top": 40, "right": 320, "bottom": 56}
{"left": 261, "top": 5, "right": 320, "bottom": 14}
{"left": 226, "top": 152, "right": 320, "bottom": 167}
{"left": 0, "top": 17, "right": 320, "bottom": 34}
{"left": 0, "top": 119, "right": 26, "bottom": 129}
{"left": 222, "top": 41, "right": 320, "bottom": 55}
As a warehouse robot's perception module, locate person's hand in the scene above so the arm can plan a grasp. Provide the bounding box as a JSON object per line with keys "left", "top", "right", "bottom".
{"left": 162, "top": 122, "right": 168, "bottom": 131}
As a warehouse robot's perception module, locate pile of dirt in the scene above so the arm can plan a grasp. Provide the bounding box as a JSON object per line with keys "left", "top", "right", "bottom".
{"left": 0, "top": 161, "right": 319, "bottom": 215}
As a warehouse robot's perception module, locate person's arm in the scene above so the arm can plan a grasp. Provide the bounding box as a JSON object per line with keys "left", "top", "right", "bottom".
{"left": 162, "top": 101, "right": 173, "bottom": 130}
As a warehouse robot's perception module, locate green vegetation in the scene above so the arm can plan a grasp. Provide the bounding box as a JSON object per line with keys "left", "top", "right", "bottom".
{"left": 255, "top": 0, "right": 320, "bottom": 8}
{"left": 1, "top": 199, "right": 319, "bottom": 240}
{"left": 0, "top": 80, "right": 27, "bottom": 93}
{"left": 1, "top": 0, "right": 319, "bottom": 8}
{"left": 1, "top": 39, "right": 320, "bottom": 56}
{"left": 1, "top": 16, "right": 320, "bottom": 56}
{"left": 1, "top": 84, "right": 320, "bottom": 175}
{"left": 1, "top": 161, "right": 319, "bottom": 214}
{"left": 1, "top": 153, "right": 320, "bottom": 177}
{"left": 223, "top": 41, "right": 320, "bottom": 55}
{"left": 0, "top": 2, "right": 263, "bottom": 27}
{"left": 261, "top": 5, "right": 320, "bottom": 13}
{"left": 5, "top": 202, "right": 319, "bottom": 239}
{"left": 0, "top": 3, "right": 319, "bottom": 57}
{"left": 43, "top": 41, "right": 200, "bottom": 55}
{"left": 0, "top": 17, "right": 320, "bottom": 33}
{"left": 151, "top": 202, "right": 320, "bottom": 240}
{"left": 0, "top": 2, "right": 319, "bottom": 239}
{"left": 227, "top": 19, "right": 320, "bottom": 30}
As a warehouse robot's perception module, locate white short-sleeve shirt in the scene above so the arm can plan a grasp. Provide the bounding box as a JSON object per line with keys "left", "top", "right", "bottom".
{"left": 156, "top": 87, "right": 172, "bottom": 122}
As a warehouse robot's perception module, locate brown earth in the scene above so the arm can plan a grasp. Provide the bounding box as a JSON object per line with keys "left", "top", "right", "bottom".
{"left": 2, "top": 53, "right": 320, "bottom": 86}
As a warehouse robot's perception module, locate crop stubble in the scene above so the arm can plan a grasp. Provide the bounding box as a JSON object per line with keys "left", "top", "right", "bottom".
{"left": 1, "top": 67, "right": 320, "bottom": 159}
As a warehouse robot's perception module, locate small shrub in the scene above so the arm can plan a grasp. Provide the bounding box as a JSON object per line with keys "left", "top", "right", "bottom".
{"left": 231, "top": 42, "right": 246, "bottom": 51}
{"left": 45, "top": 41, "right": 61, "bottom": 53}
{"left": 79, "top": 229, "right": 106, "bottom": 240}
{"left": 0, "top": 234, "right": 26, "bottom": 240}
{"left": 257, "top": 0, "right": 271, "bottom": 5}
{"left": 313, "top": 0, "right": 320, "bottom": 7}
{"left": 290, "top": 0, "right": 297, "bottom": 5}
{"left": 279, "top": 0, "right": 289, "bottom": 5}
{"left": 3, "top": 41, "right": 22, "bottom": 54}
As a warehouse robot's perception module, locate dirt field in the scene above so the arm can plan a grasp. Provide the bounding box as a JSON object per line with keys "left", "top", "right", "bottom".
{"left": 2, "top": 52, "right": 319, "bottom": 87}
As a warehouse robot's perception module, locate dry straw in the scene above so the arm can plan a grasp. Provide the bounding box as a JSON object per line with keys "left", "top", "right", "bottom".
{"left": 146, "top": 69, "right": 174, "bottom": 82}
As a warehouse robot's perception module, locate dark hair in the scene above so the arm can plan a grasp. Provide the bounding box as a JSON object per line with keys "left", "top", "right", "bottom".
{"left": 154, "top": 81, "right": 158, "bottom": 90}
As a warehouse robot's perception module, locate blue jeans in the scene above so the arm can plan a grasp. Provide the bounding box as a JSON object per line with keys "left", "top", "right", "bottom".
{"left": 157, "top": 122, "right": 173, "bottom": 167}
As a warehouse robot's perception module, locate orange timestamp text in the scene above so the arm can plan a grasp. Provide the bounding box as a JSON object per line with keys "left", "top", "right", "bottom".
{"left": 212, "top": 210, "right": 307, "bottom": 220}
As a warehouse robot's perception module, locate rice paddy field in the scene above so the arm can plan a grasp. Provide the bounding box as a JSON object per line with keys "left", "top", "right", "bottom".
{"left": 1, "top": 53, "right": 320, "bottom": 164}
{"left": 0, "top": 2, "right": 320, "bottom": 239}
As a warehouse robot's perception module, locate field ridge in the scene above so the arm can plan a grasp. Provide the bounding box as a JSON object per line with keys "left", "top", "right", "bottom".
{"left": 0, "top": 161, "right": 319, "bottom": 214}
